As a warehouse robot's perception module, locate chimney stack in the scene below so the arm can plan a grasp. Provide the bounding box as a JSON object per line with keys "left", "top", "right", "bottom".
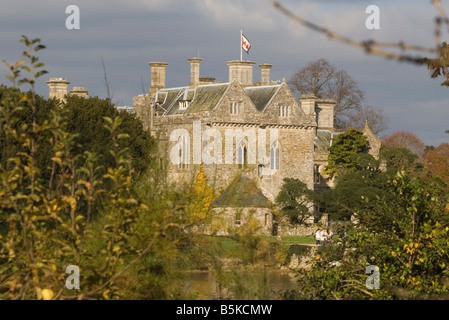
{"left": 188, "top": 58, "right": 202, "bottom": 89}
{"left": 226, "top": 60, "right": 256, "bottom": 86}
{"left": 69, "top": 86, "right": 89, "bottom": 98}
{"left": 149, "top": 62, "right": 168, "bottom": 95}
{"left": 47, "top": 77, "right": 70, "bottom": 102}
{"left": 259, "top": 64, "right": 272, "bottom": 86}
{"left": 300, "top": 94, "right": 317, "bottom": 115}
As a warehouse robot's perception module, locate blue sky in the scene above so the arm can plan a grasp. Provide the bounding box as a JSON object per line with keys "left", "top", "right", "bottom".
{"left": 1, "top": 0, "right": 448, "bottom": 146}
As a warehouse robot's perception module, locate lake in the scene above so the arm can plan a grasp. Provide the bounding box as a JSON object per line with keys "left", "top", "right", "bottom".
{"left": 181, "top": 269, "right": 299, "bottom": 300}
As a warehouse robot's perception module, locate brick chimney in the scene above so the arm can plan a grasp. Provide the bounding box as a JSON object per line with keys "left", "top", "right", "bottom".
{"left": 188, "top": 58, "right": 202, "bottom": 89}
{"left": 46, "top": 77, "right": 70, "bottom": 102}
{"left": 149, "top": 62, "right": 168, "bottom": 95}
{"left": 259, "top": 64, "right": 272, "bottom": 86}
{"left": 226, "top": 60, "right": 256, "bottom": 86}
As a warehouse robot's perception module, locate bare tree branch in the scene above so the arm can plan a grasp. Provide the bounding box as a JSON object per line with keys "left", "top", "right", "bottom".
{"left": 269, "top": 0, "right": 444, "bottom": 65}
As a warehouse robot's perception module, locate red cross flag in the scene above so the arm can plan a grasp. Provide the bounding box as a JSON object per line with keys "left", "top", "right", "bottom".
{"left": 242, "top": 33, "right": 251, "bottom": 54}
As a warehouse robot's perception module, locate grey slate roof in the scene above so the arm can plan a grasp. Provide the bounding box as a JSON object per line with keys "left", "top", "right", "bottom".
{"left": 212, "top": 174, "right": 271, "bottom": 208}
{"left": 155, "top": 83, "right": 231, "bottom": 115}
{"left": 244, "top": 85, "right": 281, "bottom": 111}
{"left": 185, "top": 83, "right": 230, "bottom": 114}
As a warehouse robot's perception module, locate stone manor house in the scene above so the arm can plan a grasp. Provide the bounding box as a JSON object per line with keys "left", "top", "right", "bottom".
{"left": 131, "top": 58, "right": 380, "bottom": 235}
{"left": 46, "top": 58, "right": 380, "bottom": 235}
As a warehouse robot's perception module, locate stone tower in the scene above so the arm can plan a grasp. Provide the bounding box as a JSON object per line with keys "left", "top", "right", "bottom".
{"left": 46, "top": 77, "right": 70, "bottom": 102}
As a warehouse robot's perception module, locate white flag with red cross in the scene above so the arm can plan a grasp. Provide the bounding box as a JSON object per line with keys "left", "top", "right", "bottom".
{"left": 242, "top": 33, "right": 251, "bottom": 54}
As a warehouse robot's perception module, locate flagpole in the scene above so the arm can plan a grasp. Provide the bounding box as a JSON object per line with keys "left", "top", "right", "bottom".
{"left": 240, "top": 30, "right": 243, "bottom": 61}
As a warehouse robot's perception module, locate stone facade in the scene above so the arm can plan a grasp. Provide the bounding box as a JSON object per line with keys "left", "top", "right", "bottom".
{"left": 132, "top": 57, "right": 380, "bottom": 235}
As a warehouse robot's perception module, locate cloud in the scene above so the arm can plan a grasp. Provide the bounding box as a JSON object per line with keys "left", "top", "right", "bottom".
{"left": 1, "top": 0, "right": 448, "bottom": 146}
{"left": 200, "top": 0, "right": 276, "bottom": 31}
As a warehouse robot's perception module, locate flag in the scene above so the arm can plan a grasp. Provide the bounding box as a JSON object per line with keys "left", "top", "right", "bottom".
{"left": 242, "top": 33, "right": 251, "bottom": 54}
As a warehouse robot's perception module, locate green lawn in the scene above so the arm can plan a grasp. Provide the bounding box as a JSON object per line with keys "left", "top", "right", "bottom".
{"left": 207, "top": 235, "right": 315, "bottom": 259}
{"left": 277, "top": 235, "right": 315, "bottom": 245}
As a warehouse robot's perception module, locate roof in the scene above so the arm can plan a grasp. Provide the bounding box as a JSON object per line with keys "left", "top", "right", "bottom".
{"left": 156, "top": 87, "right": 187, "bottom": 115}
{"left": 212, "top": 174, "right": 271, "bottom": 208}
{"left": 155, "top": 83, "right": 231, "bottom": 115}
{"left": 314, "top": 130, "right": 341, "bottom": 154}
{"left": 185, "top": 83, "right": 230, "bottom": 114}
{"left": 244, "top": 85, "right": 281, "bottom": 111}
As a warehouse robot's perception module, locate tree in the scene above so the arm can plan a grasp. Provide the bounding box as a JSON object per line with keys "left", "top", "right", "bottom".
{"left": 380, "top": 147, "right": 420, "bottom": 172}
{"left": 0, "top": 36, "right": 181, "bottom": 300}
{"left": 64, "top": 95, "right": 154, "bottom": 178}
{"left": 382, "top": 131, "right": 427, "bottom": 162}
{"left": 289, "top": 170, "right": 449, "bottom": 300}
{"left": 187, "top": 163, "right": 215, "bottom": 223}
{"left": 276, "top": 178, "right": 316, "bottom": 225}
{"left": 324, "top": 128, "right": 370, "bottom": 178}
{"left": 340, "top": 105, "right": 389, "bottom": 135}
{"left": 289, "top": 59, "right": 365, "bottom": 128}
{"left": 424, "top": 142, "right": 449, "bottom": 186}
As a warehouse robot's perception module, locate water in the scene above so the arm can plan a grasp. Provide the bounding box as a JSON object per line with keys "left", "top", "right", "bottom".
{"left": 182, "top": 269, "right": 299, "bottom": 300}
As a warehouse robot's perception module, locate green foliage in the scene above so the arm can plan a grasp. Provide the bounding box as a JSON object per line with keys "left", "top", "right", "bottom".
{"left": 324, "top": 128, "right": 369, "bottom": 178}
{"left": 64, "top": 95, "right": 154, "bottom": 178}
{"left": 321, "top": 167, "right": 391, "bottom": 221}
{"left": 276, "top": 178, "right": 316, "bottom": 225}
{"left": 289, "top": 170, "right": 449, "bottom": 300}
{"left": 380, "top": 147, "right": 420, "bottom": 172}
{"left": 0, "top": 36, "right": 175, "bottom": 300}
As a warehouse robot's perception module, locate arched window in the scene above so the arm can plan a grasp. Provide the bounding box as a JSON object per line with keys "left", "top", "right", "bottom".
{"left": 179, "top": 134, "right": 189, "bottom": 169}
{"left": 237, "top": 139, "right": 247, "bottom": 168}
{"left": 270, "top": 140, "right": 279, "bottom": 171}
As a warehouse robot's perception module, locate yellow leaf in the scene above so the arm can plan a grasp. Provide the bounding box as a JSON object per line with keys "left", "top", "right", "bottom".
{"left": 51, "top": 157, "right": 62, "bottom": 165}
{"left": 102, "top": 290, "right": 110, "bottom": 300}
{"left": 41, "top": 289, "right": 54, "bottom": 300}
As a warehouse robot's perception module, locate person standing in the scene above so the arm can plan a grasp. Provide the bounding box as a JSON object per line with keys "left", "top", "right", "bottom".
{"left": 321, "top": 228, "right": 328, "bottom": 246}
{"left": 315, "top": 228, "right": 322, "bottom": 246}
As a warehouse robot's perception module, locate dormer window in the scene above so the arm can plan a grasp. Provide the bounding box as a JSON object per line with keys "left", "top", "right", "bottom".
{"left": 279, "top": 105, "right": 289, "bottom": 117}
{"left": 179, "top": 100, "right": 189, "bottom": 110}
{"left": 230, "top": 102, "right": 240, "bottom": 115}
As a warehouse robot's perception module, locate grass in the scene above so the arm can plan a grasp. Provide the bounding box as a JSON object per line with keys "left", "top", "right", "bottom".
{"left": 205, "top": 235, "right": 315, "bottom": 260}
{"left": 277, "top": 235, "right": 315, "bottom": 245}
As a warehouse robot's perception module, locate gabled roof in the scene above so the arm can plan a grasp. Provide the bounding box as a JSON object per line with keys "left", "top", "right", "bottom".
{"left": 185, "top": 82, "right": 230, "bottom": 114}
{"left": 156, "top": 87, "right": 187, "bottom": 115}
{"left": 244, "top": 85, "right": 281, "bottom": 111}
{"left": 155, "top": 83, "right": 231, "bottom": 115}
{"left": 212, "top": 174, "right": 271, "bottom": 208}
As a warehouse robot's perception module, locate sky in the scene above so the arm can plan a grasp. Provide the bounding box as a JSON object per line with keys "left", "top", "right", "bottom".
{"left": 1, "top": 0, "right": 448, "bottom": 146}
